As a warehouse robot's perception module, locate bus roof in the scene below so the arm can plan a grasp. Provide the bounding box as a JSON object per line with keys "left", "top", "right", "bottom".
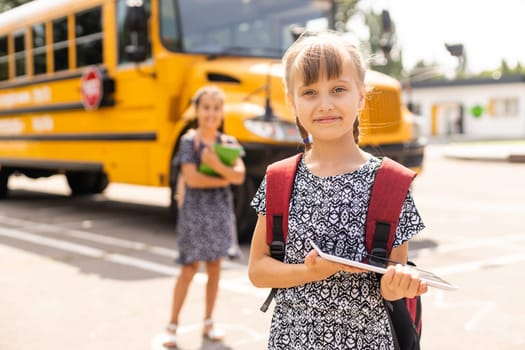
{"left": 0, "top": 0, "right": 102, "bottom": 33}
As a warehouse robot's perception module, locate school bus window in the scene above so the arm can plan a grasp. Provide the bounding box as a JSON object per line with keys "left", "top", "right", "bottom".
{"left": 0, "top": 36, "right": 7, "bottom": 80}
{"left": 173, "top": 1, "right": 289, "bottom": 56}
{"left": 32, "top": 23, "right": 47, "bottom": 75}
{"left": 52, "top": 17, "right": 69, "bottom": 72}
{"left": 117, "top": 0, "right": 151, "bottom": 64}
{"left": 159, "top": 0, "right": 181, "bottom": 51}
{"left": 14, "top": 31, "right": 26, "bottom": 77}
{"left": 75, "top": 7, "right": 103, "bottom": 68}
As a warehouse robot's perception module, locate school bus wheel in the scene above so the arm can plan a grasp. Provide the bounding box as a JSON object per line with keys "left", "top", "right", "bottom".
{"left": 65, "top": 171, "right": 109, "bottom": 196}
{"left": 0, "top": 168, "right": 11, "bottom": 199}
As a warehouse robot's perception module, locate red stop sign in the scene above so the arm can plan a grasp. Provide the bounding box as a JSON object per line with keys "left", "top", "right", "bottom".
{"left": 81, "top": 66, "right": 103, "bottom": 110}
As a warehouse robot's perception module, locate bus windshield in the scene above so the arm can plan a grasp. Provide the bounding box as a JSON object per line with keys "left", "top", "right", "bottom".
{"left": 159, "top": 0, "right": 331, "bottom": 57}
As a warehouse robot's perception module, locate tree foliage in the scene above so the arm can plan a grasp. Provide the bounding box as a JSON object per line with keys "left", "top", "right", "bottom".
{"left": 0, "top": 0, "right": 32, "bottom": 12}
{"left": 333, "top": 1, "right": 403, "bottom": 79}
{"left": 333, "top": 0, "right": 361, "bottom": 31}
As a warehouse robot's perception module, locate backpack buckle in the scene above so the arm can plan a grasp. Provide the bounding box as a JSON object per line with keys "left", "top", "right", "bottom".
{"left": 370, "top": 248, "right": 388, "bottom": 267}
{"left": 270, "top": 241, "right": 285, "bottom": 261}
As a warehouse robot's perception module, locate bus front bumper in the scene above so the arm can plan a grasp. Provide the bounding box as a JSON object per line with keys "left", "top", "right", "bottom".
{"left": 241, "top": 143, "right": 302, "bottom": 178}
{"left": 361, "top": 138, "right": 426, "bottom": 171}
{"left": 241, "top": 138, "right": 426, "bottom": 178}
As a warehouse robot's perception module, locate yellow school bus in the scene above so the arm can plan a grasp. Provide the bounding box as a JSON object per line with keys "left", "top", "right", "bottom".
{"left": 0, "top": 0, "right": 425, "bottom": 240}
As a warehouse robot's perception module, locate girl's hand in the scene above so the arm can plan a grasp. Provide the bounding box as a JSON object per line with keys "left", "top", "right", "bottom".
{"left": 304, "top": 249, "right": 365, "bottom": 282}
{"left": 380, "top": 264, "right": 428, "bottom": 300}
{"left": 201, "top": 145, "right": 222, "bottom": 170}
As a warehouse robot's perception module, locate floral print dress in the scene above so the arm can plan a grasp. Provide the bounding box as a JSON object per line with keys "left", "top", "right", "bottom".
{"left": 175, "top": 132, "right": 238, "bottom": 265}
{"left": 251, "top": 155, "right": 425, "bottom": 349}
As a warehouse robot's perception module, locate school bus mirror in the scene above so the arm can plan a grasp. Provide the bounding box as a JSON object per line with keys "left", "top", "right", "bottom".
{"left": 125, "top": 3, "right": 147, "bottom": 32}
{"left": 124, "top": 2, "right": 148, "bottom": 62}
{"left": 125, "top": 44, "right": 148, "bottom": 62}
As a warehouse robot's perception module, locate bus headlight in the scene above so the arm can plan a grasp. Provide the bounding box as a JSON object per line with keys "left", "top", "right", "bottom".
{"left": 244, "top": 119, "right": 300, "bottom": 142}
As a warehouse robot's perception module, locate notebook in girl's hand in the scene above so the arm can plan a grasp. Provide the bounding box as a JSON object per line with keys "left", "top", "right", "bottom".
{"left": 308, "top": 240, "right": 458, "bottom": 291}
{"left": 199, "top": 143, "right": 243, "bottom": 176}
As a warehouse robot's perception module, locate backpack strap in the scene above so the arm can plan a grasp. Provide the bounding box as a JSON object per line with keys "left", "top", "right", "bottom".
{"left": 260, "top": 153, "right": 302, "bottom": 312}
{"left": 265, "top": 153, "right": 302, "bottom": 252}
{"left": 366, "top": 158, "right": 419, "bottom": 350}
{"left": 365, "top": 157, "right": 416, "bottom": 265}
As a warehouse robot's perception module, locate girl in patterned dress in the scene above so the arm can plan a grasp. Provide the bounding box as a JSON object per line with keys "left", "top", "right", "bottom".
{"left": 248, "top": 31, "right": 428, "bottom": 349}
{"left": 163, "top": 86, "right": 246, "bottom": 348}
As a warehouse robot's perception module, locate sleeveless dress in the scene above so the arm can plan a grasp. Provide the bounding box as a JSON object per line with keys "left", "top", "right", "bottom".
{"left": 251, "top": 155, "right": 425, "bottom": 350}
{"left": 175, "top": 132, "right": 239, "bottom": 265}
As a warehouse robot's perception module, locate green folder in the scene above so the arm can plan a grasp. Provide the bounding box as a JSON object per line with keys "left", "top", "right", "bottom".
{"left": 199, "top": 143, "right": 243, "bottom": 176}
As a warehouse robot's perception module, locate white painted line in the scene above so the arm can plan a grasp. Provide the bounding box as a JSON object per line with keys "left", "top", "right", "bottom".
{"left": 430, "top": 290, "right": 495, "bottom": 332}
{"left": 0, "top": 215, "right": 173, "bottom": 256}
{"left": 0, "top": 215, "right": 243, "bottom": 269}
{"left": 151, "top": 322, "right": 268, "bottom": 349}
{"left": 417, "top": 196, "right": 525, "bottom": 215}
{"left": 2, "top": 215, "right": 524, "bottom": 299}
{"left": 411, "top": 232, "right": 525, "bottom": 257}
{"left": 464, "top": 303, "right": 495, "bottom": 332}
{"left": 432, "top": 252, "right": 525, "bottom": 276}
{"left": 0, "top": 225, "right": 265, "bottom": 299}
{"left": 0, "top": 226, "right": 104, "bottom": 258}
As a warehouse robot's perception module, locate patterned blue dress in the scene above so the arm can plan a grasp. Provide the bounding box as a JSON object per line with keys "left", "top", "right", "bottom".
{"left": 175, "top": 132, "right": 238, "bottom": 265}
{"left": 251, "top": 155, "right": 425, "bottom": 350}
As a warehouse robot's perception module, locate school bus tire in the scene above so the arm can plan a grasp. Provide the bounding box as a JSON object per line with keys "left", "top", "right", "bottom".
{"left": 65, "top": 171, "right": 109, "bottom": 196}
{"left": 0, "top": 168, "right": 11, "bottom": 199}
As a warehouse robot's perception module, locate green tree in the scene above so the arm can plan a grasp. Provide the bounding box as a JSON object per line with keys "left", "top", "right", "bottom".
{"left": 333, "top": 0, "right": 361, "bottom": 31}
{"left": 333, "top": 1, "right": 403, "bottom": 78}
{"left": 363, "top": 9, "right": 403, "bottom": 79}
{"left": 500, "top": 59, "right": 511, "bottom": 75}
{"left": 0, "top": 0, "right": 32, "bottom": 12}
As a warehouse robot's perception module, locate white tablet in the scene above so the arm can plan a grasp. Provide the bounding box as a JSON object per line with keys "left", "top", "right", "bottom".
{"left": 309, "top": 240, "right": 458, "bottom": 291}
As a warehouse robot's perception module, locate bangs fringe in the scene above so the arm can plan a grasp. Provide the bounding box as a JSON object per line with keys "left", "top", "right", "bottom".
{"left": 294, "top": 41, "right": 344, "bottom": 86}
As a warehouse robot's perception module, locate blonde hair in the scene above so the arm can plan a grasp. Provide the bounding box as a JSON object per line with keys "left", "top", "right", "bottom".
{"left": 282, "top": 31, "right": 367, "bottom": 149}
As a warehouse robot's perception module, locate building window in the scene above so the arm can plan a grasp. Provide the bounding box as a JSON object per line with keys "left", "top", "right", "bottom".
{"left": 489, "top": 97, "right": 519, "bottom": 117}
{"left": 53, "top": 17, "right": 69, "bottom": 71}
{"left": 75, "top": 7, "right": 103, "bottom": 67}
{"left": 32, "top": 23, "right": 47, "bottom": 75}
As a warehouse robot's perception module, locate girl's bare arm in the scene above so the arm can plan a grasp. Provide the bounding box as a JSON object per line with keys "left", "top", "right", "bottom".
{"left": 181, "top": 163, "right": 229, "bottom": 188}
{"left": 248, "top": 214, "right": 360, "bottom": 288}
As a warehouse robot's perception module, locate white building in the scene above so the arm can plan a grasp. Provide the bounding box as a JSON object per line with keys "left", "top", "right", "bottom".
{"left": 407, "top": 74, "right": 525, "bottom": 139}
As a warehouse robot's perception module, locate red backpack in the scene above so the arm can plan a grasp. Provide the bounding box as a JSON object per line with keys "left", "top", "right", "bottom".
{"left": 261, "top": 153, "right": 422, "bottom": 350}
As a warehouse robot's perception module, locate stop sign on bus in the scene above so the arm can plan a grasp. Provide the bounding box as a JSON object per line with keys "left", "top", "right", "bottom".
{"left": 81, "top": 66, "right": 103, "bottom": 110}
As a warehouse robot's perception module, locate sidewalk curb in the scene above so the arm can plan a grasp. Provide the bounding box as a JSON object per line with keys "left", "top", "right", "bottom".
{"left": 438, "top": 140, "right": 525, "bottom": 163}
{"left": 444, "top": 154, "right": 525, "bottom": 163}
{"left": 509, "top": 154, "right": 525, "bottom": 163}
{"left": 443, "top": 154, "right": 508, "bottom": 162}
